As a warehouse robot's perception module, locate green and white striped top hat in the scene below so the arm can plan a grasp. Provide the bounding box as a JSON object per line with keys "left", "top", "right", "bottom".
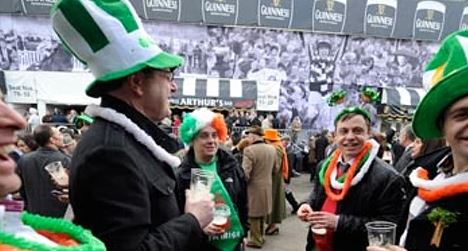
{"left": 413, "top": 29, "right": 468, "bottom": 139}
{"left": 51, "top": 0, "right": 184, "bottom": 97}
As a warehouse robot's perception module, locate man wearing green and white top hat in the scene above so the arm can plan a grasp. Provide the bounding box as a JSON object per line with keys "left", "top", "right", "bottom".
{"left": 51, "top": 0, "right": 214, "bottom": 250}
{"left": 368, "top": 30, "right": 468, "bottom": 251}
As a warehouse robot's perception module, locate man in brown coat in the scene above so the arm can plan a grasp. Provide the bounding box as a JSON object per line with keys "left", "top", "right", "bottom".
{"left": 242, "top": 126, "right": 278, "bottom": 248}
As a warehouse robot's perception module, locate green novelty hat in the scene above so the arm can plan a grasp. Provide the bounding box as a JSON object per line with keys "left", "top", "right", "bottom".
{"left": 413, "top": 30, "right": 468, "bottom": 139}
{"left": 327, "top": 89, "right": 347, "bottom": 107}
{"left": 51, "top": 0, "right": 184, "bottom": 98}
{"left": 360, "top": 87, "right": 380, "bottom": 103}
{"left": 334, "top": 106, "right": 371, "bottom": 126}
{"left": 74, "top": 113, "right": 94, "bottom": 127}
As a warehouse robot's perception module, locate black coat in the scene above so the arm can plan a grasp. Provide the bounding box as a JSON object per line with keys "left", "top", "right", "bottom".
{"left": 305, "top": 158, "right": 406, "bottom": 251}
{"left": 176, "top": 148, "right": 248, "bottom": 251}
{"left": 396, "top": 147, "right": 468, "bottom": 251}
{"left": 17, "top": 146, "right": 70, "bottom": 217}
{"left": 394, "top": 147, "right": 413, "bottom": 173}
{"left": 404, "top": 194, "right": 468, "bottom": 251}
{"left": 70, "top": 97, "right": 203, "bottom": 251}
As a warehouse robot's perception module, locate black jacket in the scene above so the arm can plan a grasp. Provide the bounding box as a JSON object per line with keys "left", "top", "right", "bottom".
{"left": 70, "top": 96, "right": 203, "bottom": 251}
{"left": 305, "top": 158, "right": 406, "bottom": 251}
{"left": 404, "top": 194, "right": 468, "bottom": 251}
{"left": 397, "top": 147, "right": 468, "bottom": 251}
{"left": 17, "top": 146, "right": 70, "bottom": 217}
{"left": 176, "top": 147, "right": 248, "bottom": 251}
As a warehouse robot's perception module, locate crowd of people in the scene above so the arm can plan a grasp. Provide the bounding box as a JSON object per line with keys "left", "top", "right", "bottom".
{"left": 0, "top": 0, "right": 467, "bottom": 251}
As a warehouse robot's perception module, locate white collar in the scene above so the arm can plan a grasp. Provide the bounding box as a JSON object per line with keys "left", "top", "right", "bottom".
{"left": 86, "top": 105, "right": 181, "bottom": 168}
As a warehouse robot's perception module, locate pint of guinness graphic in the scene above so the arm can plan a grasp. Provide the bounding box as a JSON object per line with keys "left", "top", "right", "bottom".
{"left": 413, "top": 1, "right": 445, "bottom": 41}
{"left": 364, "top": 0, "right": 397, "bottom": 37}
{"left": 258, "top": 0, "right": 294, "bottom": 29}
{"left": 202, "top": 0, "right": 239, "bottom": 25}
{"left": 144, "top": 0, "right": 181, "bottom": 21}
{"left": 459, "top": 6, "right": 468, "bottom": 30}
{"left": 313, "top": 0, "right": 347, "bottom": 33}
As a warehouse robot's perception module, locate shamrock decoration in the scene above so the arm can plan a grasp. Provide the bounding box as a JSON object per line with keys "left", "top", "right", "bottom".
{"left": 327, "top": 90, "right": 347, "bottom": 107}
{"left": 360, "top": 87, "right": 380, "bottom": 103}
{"left": 427, "top": 207, "right": 458, "bottom": 248}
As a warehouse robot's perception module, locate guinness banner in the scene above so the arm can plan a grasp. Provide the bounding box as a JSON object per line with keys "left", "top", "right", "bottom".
{"left": 202, "top": 0, "right": 239, "bottom": 25}
{"left": 312, "top": 0, "right": 347, "bottom": 33}
{"left": 258, "top": 0, "right": 294, "bottom": 29}
{"left": 413, "top": 1, "right": 445, "bottom": 41}
{"left": 142, "top": 0, "right": 181, "bottom": 21}
{"left": 364, "top": 0, "right": 397, "bottom": 37}
{"left": 20, "top": 0, "right": 55, "bottom": 15}
{"left": 460, "top": 6, "right": 468, "bottom": 31}
{"left": 7, "top": 0, "right": 468, "bottom": 41}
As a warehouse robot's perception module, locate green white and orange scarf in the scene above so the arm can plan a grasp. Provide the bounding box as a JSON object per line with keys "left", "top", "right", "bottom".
{"left": 318, "top": 139, "right": 380, "bottom": 201}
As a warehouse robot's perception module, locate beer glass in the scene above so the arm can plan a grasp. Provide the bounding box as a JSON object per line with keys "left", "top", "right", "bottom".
{"left": 212, "top": 204, "right": 231, "bottom": 230}
{"left": 190, "top": 169, "right": 214, "bottom": 200}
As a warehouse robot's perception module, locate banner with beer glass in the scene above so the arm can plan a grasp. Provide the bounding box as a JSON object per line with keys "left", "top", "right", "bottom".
{"left": 4, "top": 0, "right": 468, "bottom": 41}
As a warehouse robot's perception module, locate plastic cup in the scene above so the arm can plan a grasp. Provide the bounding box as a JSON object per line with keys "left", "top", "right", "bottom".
{"left": 190, "top": 169, "right": 214, "bottom": 200}
{"left": 365, "top": 221, "right": 396, "bottom": 246}
{"left": 44, "top": 161, "right": 68, "bottom": 186}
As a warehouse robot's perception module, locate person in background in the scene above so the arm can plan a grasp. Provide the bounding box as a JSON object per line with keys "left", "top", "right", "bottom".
{"left": 263, "top": 129, "right": 287, "bottom": 236}
{"left": 52, "top": 0, "right": 214, "bottom": 250}
{"left": 242, "top": 126, "right": 277, "bottom": 248}
{"left": 281, "top": 135, "right": 300, "bottom": 214}
{"left": 17, "top": 125, "right": 70, "bottom": 217}
{"left": 177, "top": 108, "right": 248, "bottom": 251}
{"left": 393, "top": 124, "right": 416, "bottom": 173}
{"left": 290, "top": 116, "right": 302, "bottom": 144}
{"left": 232, "top": 138, "right": 251, "bottom": 166}
{"left": 16, "top": 133, "right": 38, "bottom": 154}
{"left": 371, "top": 30, "right": 468, "bottom": 251}
{"left": 298, "top": 107, "right": 405, "bottom": 251}
{"left": 61, "top": 133, "right": 77, "bottom": 157}
{"left": 26, "top": 107, "right": 40, "bottom": 133}
{"left": 314, "top": 130, "right": 329, "bottom": 182}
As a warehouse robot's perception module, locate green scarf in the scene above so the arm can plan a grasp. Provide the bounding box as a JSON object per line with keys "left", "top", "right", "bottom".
{"left": 198, "top": 159, "right": 244, "bottom": 251}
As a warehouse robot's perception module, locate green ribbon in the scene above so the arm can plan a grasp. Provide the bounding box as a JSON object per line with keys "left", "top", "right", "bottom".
{"left": 198, "top": 160, "right": 244, "bottom": 251}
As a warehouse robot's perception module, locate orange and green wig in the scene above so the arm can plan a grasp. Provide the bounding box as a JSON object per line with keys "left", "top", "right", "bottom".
{"left": 179, "top": 108, "right": 228, "bottom": 144}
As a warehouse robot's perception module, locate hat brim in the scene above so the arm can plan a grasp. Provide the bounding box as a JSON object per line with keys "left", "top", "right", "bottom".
{"left": 86, "top": 51, "right": 184, "bottom": 97}
{"left": 412, "top": 65, "right": 468, "bottom": 139}
{"left": 264, "top": 136, "right": 281, "bottom": 141}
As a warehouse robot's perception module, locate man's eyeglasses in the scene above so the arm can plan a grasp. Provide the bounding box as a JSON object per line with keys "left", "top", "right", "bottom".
{"left": 155, "top": 69, "right": 176, "bottom": 82}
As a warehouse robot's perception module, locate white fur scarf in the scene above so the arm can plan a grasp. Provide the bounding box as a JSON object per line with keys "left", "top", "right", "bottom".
{"left": 409, "top": 167, "right": 468, "bottom": 190}
{"left": 85, "top": 105, "right": 181, "bottom": 168}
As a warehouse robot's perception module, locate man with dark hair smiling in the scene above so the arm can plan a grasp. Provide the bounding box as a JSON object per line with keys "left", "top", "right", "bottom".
{"left": 298, "top": 107, "right": 405, "bottom": 251}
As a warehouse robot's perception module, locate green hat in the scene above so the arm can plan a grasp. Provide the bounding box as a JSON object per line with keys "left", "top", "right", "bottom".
{"left": 74, "top": 113, "right": 94, "bottom": 129}
{"left": 76, "top": 114, "right": 94, "bottom": 124}
{"left": 334, "top": 106, "right": 371, "bottom": 126}
{"left": 360, "top": 87, "right": 380, "bottom": 103}
{"left": 327, "top": 89, "right": 347, "bottom": 107}
{"left": 413, "top": 30, "right": 468, "bottom": 139}
{"left": 51, "top": 0, "right": 184, "bottom": 98}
